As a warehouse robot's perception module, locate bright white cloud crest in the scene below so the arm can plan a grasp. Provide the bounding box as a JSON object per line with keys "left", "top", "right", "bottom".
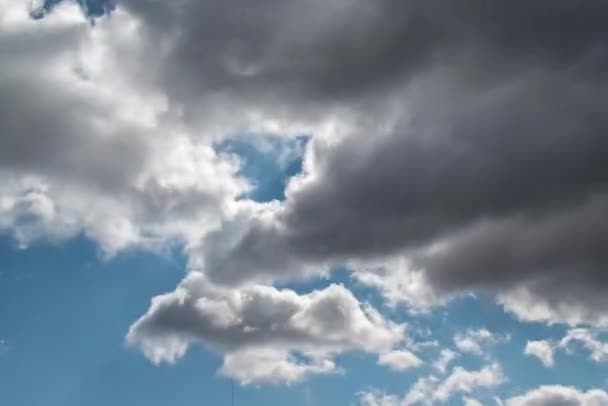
{"left": 524, "top": 340, "right": 555, "bottom": 368}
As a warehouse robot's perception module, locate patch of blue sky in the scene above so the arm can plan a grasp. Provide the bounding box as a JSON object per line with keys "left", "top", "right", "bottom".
{"left": 31, "top": 0, "right": 114, "bottom": 19}
{"left": 0, "top": 233, "right": 406, "bottom": 406}
{"left": 216, "top": 133, "right": 308, "bottom": 202}
{"left": 0, "top": 234, "right": 325, "bottom": 406}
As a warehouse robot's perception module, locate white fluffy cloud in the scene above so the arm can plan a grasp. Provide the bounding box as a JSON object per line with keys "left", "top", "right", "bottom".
{"left": 524, "top": 340, "right": 555, "bottom": 368}
{"left": 463, "top": 398, "right": 483, "bottom": 406}
{"left": 0, "top": 0, "right": 250, "bottom": 255}
{"left": 500, "top": 287, "right": 608, "bottom": 328}
{"left": 522, "top": 329, "right": 608, "bottom": 368}
{"left": 454, "top": 329, "right": 508, "bottom": 356}
{"left": 505, "top": 386, "right": 608, "bottom": 406}
{"left": 219, "top": 348, "right": 336, "bottom": 386}
{"left": 350, "top": 256, "right": 442, "bottom": 311}
{"left": 433, "top": 363, "right": 505, "bottom": 402}
{"left": 127, "top": 272, "right": 405, "bottom": 384}
{"left": 433, "top": 349, "right": 458, "bottom": 374}
{"left": 358, "top": 363, "right": 505, "bottom": 406}
{"left": 362, "top": 385, "right": 608, "bottom": 406}
{"left": 378, "top": 349, "right": 423, "bottom": 372}
{"left": 560, "top": 328, "right": 608, "bottom": 363}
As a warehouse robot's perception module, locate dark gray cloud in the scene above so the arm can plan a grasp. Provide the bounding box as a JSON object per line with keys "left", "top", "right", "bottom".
{"left": 284, "top": 73, "right": 608, "bottom": 258}
{"left": 419, "top": 196, "right": 608, "bottom": 291}
{"left": 0, "top": 77, "right": 149, "bottom": 192}
{"left": 117, "top": 0, "right": 608, "bottom": 109}
{"left": 120, "top": 0, "right": 440, "bottom": 111}
{"left": 199, "top": 67, "right": 608, "bottom": 289}
{"left": 135, "top": 0, "right": 608, "bottom": 324}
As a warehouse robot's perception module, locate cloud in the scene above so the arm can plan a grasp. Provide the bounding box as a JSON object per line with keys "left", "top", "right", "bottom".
{"left": 219, "top": 348, "right": 336, "bottom": 386}
{"left": 360, "top": 381, "right": 608, "bottom": 406}
{"left": 559, "top": 328, "right": 608, "bottom": 363}
{"left": 350, "top": 256, "right": 441, "bottom": 311}
{"left": 433, "top": 363, "right": 505, "bottom": 402}
{"left": 378, "top": 350, "right": 423, "bottom": 372}
{"left": 127, "top": 272, "right": 405, "bottom": 384}
{"left": 357, "top": 391, "right": 401, "bottom": 406}
{"left": 358, "top": 362, "right": 505, "bottom": 406}
{"left": 0, "top": 0, "right": 249, "bottom": 254}
{"left": 524, "top": 340, "right": 555, "bottom": 368}
{"left": 0, "top": 338, "right": 9, "bottom": 356}
{"left": 505, "top": 386, "right": 608, "bottom": 406}
{"left": 499, "top": 286, "right": 608, "bottom": 328}
{"left": 463, "top": 398, "right": 483, "bottom": 406}
{"left": 454, "top": 328, "right": 508, "bottom": 356}
{"left": 522, "top": 329, "right": 608, "bottom": 368}
{"left": 400, "top": 375, "right": 442, "bottom": 406}
{"left": 433, "top": 349, "right": 458, "bottom": 374}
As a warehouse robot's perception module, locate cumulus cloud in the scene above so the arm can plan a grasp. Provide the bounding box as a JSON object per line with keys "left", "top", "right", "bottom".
{"left": 358, "top": 363, "right": 505, "bottom": 406}
{"left": 463, "top": 398, "right": 483, "bottom": 406}
{"left": 433, "top": 349, "right": 458, "bottom": 374}
{"left": 523, "top": 329, "right": 608, "bottom": 368}
{"left": 433, "top": 363, "right": 505, "bottom": 402}
{"left": 454, "top": 329, "right": 508, "bottom": 356}
{"left": 359, "top": 385, "right": 608, "bottom": 406}
{"left": 358, "top": 391, "right": 401, "bottom": 406}
{"left": 559, "top": 328, "right": 608, "bottom": 363}
{"left": 219, "top": 348, "right": 336, "bottom": 386}
{"left": 127, "top": 272, "right": 405, "bottom": 384}
{"left": 0, "top": 0, "right": 250, "bottom": 255}
{"left": 351, "top": 256, "right": 441, "bottom": 311}
{"left": 499, "top": 286, "right": 608, "bottom": 328}
{"left": 378, "top": 350, "right": 423, "bottom": 372}
{"left": 524, "top": 340, "right": 555, "bottom": 368}
{"left": 505, "top": 386, "right": 608, "bottom": 406}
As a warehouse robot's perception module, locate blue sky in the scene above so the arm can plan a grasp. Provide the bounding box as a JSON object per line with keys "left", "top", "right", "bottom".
{"left": 3, "top": 1, "right": 608, "bottom": 405}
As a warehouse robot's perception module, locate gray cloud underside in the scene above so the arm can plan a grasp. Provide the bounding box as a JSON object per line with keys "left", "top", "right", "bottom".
{"left": 120, "top": 0, "right": 608, "bottom": 108}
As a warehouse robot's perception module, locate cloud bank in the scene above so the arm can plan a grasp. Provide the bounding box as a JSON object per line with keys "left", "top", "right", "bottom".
{"left": 4, "top": 0, "right": 608, "bottom": 384}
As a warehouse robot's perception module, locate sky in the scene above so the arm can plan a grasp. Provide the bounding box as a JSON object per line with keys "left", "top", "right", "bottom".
{"left": 2, "top": 0, "right": 608, "bottom": 405}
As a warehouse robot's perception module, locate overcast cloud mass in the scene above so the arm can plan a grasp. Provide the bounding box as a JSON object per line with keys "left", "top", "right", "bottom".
{"left": 2, "top": 0, "right": 608, "bottom": 399}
